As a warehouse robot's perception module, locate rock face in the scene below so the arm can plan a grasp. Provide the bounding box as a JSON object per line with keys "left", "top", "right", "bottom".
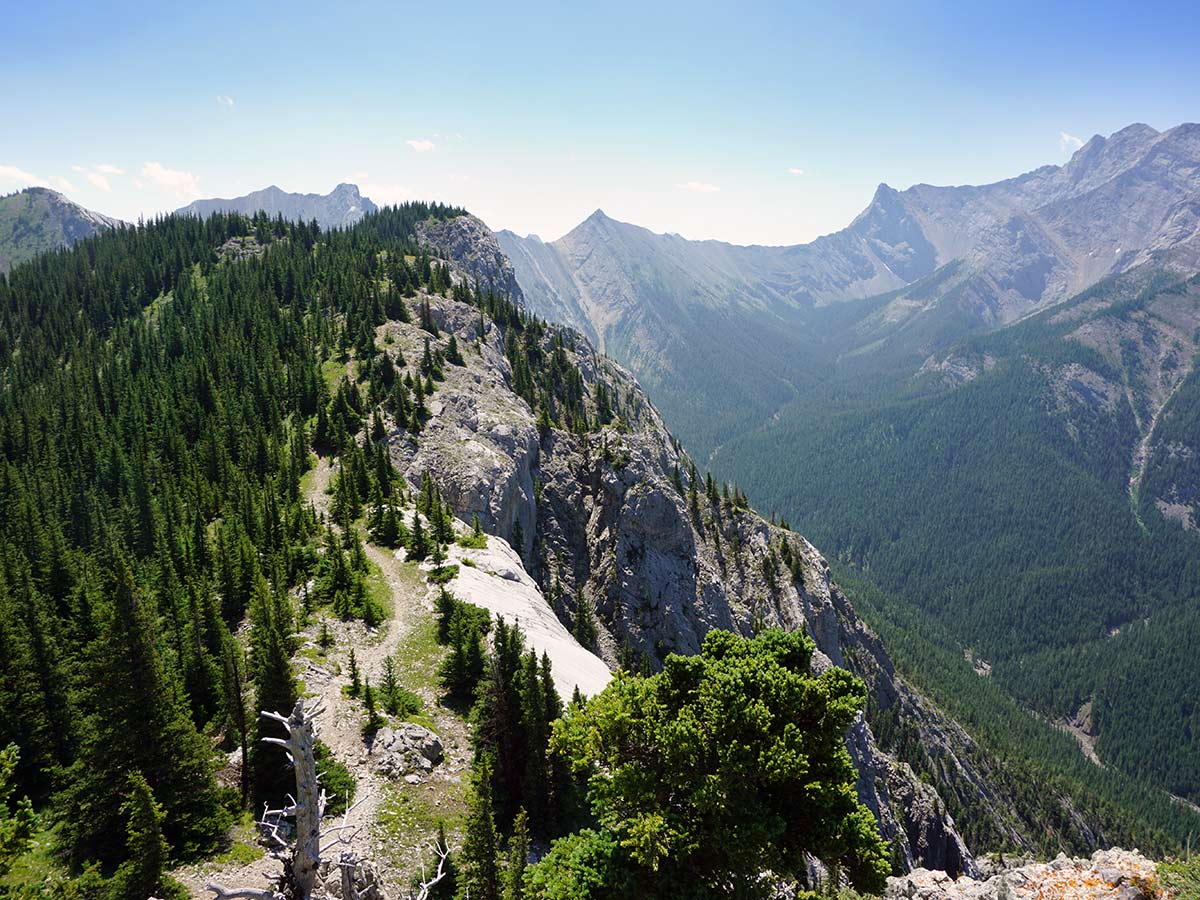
{"left": 178, "top": 182, "right": 376, "bottom": 230}
{"left": 0, "top": 187, "right": 121, "bottom": 274}
{"left": 416, "top": 213, "right": 523, "bottom": 303}
{"left": 886, "top": 849, "right": 1161, "bottom": 900}
{"left": 442, "top": 535, "right": 613, "bottom": 700}
{"left": 369, "top": 723, "right": 444, "bottom": 779}
{"left": 373, "top": 222, "right": 1011, "bottom": 874}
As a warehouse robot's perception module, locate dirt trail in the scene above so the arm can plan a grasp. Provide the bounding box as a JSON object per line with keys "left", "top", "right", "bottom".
{"left": 176, "top": 454, "right": 466, "bottom": 896}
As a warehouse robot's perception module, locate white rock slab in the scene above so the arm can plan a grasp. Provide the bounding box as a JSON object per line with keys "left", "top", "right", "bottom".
{"left": 445, "top": 536, "right": 612, "bottom": 700}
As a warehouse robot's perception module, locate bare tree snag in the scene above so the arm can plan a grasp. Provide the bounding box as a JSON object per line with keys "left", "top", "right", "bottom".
{"left": 405, "top": 840, "right": 452, "bottom": 900}
{"left": 208, "top": 698, "right": 329, "bottom": 900}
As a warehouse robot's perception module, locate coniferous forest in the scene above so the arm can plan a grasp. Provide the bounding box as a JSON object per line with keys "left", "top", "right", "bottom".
{"left": 0, "top": 208, "right": 890, "bottom": 900}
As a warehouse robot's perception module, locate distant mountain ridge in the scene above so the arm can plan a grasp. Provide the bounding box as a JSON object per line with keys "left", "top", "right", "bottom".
{"left": 496, "top": 121, "right": 1200, "bottom": 457}
{"left": 500, "top": 122, "right": 1200, "bottom": 359}
{"left": 0, "top": 187, "right": 121, "bottom": 274}
{"left": 177, "top": 182, "right": 377, "bottom": 229}
{"left": 498, "top": 124, "right": 1200, "bottom": 815}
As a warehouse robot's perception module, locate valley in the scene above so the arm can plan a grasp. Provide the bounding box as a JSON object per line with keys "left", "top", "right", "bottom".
{"left": 2, "top": 128, "right": 1199, "bottom": 900}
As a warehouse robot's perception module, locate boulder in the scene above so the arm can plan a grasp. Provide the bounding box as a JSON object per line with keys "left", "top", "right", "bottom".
{"left": 370, "top": 723, "right": 443, "bottom": 779}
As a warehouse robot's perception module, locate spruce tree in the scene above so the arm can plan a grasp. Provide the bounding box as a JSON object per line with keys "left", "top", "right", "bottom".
{"left": 109, "top": 772, "right": 172, "bottom": 900}
{"left": 348, "top": 647, "right": 362, "bottom": 698}
{"left": 362, "top": 679, "right": 383, "bottom": 735}
{"left": 56, "top": 553, "right": 227, "bottom": 866}
{"left": 461, "top": 760, "right": 501, "bottom": 900}
{"left": 502, "top": 808, "right": 530, "bottom": 900}
{"left": 0, "top": 744, "right": 34, "bottom": 877}
{"left": 571, "top": 589, "right": 598, "bottom": 651}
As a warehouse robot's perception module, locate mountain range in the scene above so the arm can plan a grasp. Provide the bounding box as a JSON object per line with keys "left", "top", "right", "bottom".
{"left": 498, "top": 122, "right": 1200, "bottom": 810}
{"left": 2, "top": 123, "right": 1198, "bottom": 852}
{"left": 176, "top": 181, "right": 377, "bottom": 229}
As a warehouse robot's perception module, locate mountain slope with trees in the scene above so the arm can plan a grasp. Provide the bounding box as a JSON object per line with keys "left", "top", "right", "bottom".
{"left": 498, "top": 123, "right": 1200, "bottom": 815}
{"left": 0, "top": 187, "right": 120, "bottom": 274}
{"left": 2, "top": 201, "right": 1198, "bottom": 900}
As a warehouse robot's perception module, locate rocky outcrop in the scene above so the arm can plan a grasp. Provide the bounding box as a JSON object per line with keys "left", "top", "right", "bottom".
{"left": 442, "top": 535, "right": 613, "bottom": 700}
{"left": 416, "top": 214, "right": 523, "bottom": 302}
{"left": 886, "top": 849, "right": 1161, "bottom": 900}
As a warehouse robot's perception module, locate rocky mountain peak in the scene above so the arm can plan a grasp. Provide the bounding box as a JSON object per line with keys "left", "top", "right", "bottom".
{"left": 177, "top": 182, "right": 378, "bottom": 229}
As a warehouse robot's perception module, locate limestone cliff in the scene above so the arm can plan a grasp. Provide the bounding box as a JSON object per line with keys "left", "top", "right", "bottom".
{"left": 376, "top": 229, "right": 988, "bottom": 872}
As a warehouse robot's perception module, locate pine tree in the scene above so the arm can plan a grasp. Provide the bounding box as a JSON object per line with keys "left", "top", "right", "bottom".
{"left": 518, "top": 653, "right": 550, "bottom": 826}
{"left": 572, "top": 589, "right": 598, "bottom": 651}
{"left": 502, "top": 808, "right": 530, "bottom": 900}
{"left": 0, "top": 744, "right": 35, "bottom": 877}
{"left": 511, "top": 519, "right": 525, "bottom": 560}
{"left": 56, "top": 553, "right": 228, "bottom": 866}
{"left": 250, "top": 576, "right": 299, "bottom": 807}
{"left": 109, "top": 772, "right": 171, "bottom": 900}
{"left": 362, "top": 679, "right": 383, "bottom": 735}
{"left": 409, "top": 511, "right": 431, "bottom": 561}
{"left": 461, "top": 760, "right": 501, "bottom": 900}
{"left": 348, "top": 647, "right": 362, "bottom": 698}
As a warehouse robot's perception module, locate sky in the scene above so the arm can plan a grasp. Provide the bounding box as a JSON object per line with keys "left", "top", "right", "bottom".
{"left": 3, "top": 0, "right": 1200, "bottom": 246}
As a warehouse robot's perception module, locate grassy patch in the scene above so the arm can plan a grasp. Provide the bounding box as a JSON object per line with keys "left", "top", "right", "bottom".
{"left": 364, "top": 559, "right": 395, "bottom": 625}
{"left": 298, "top": 453, "right": 321, "bottom": 498}
{"left": 393, "top": 617, "right": 445, "bottom": 695}
{"left": 426, "top": 564, "right": 459, "bottom": 585}
{"left": 0, "top": 819, "right": 66, "bottom": 891}
{"left": 321, "top": 358, "right": 348, "bottom": 392}
{"left": 297, "top": 644, "right": 331, "bottom": 664}
{"left": 211, "top": 810, "right": 265, "bottom": 866}
{"left": 1160, "top": 856, "right": 1200, "bottom": 899}
{"left": 378, "top": 778, "right": 469, "bottom": 868}
{"left": 457, "top": 532, "right": 488, "bottom": 550}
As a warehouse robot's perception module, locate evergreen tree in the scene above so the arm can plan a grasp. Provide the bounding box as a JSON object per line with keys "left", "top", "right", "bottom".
{"left": 348, "top": 647, "right": 362, "bottom": 698}
{"left": 460, "top": 760, "right": 501, "bottom": 900}
{"left": 108, "top": 772, "right": 174, "bottom": 900}
{"left": 503, "top": 808, "right": 531, "bottom": 900}
{"left": 56, "top": 554, "right": 228, "bottom": 866}
{"left": 0, "top": 744, "right": 35, "bottom": 878}
{"left": 362, "top": 679, "right": 383, "bottom": 735}
{"left": 571, "top": 590, "right": 598, "bottom": 651}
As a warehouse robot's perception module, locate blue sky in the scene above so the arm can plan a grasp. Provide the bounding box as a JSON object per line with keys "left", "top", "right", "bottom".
{"left": 3, "top": 0, "right": 1199, "bottom": 244}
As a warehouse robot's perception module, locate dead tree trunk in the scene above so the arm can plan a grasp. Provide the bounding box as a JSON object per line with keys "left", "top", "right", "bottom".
{"left": 208, "top": 698, "right": 331, "bottom": 900}
{"left": 265, "top": 699, "right": 323, "bottom": 900}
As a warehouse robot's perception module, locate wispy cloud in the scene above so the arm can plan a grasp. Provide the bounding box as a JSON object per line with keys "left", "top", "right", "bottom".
{"left": 141, "top": 161, "right": 201, "bottom": 200}
{"left": 406, "top": 139, "right": 435, "bottom": 153}
{"left": 217, "top": 94, "right": 235, "bottom": 108}
{"left": 72, "top": 163, "right": 125, "bottom": 190}
{"left": 674, "top": 180, "right": 720, "bottom": 193}
{"left": 0, "top": 164, "right": 74, "bottom": 194}
{"left": 1059, "top": 131, "right": 1084, "bottom": 152}
{"left": 787, "top": 167, "right": 805, "bottom": 176}
{"left": 1, "top": 164, "right": 47, "bottom": 188}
